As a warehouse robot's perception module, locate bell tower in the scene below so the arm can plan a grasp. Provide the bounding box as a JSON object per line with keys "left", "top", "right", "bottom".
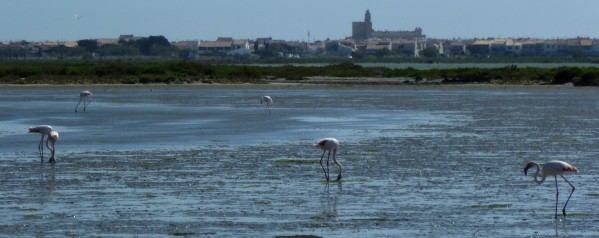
{"left": 352, "top": 9, "right": 373, "bottom": 40}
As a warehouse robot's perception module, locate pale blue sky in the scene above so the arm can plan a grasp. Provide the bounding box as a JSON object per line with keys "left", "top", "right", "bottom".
{"left": 1, "top": 0, "right": 598, "bottom": 42}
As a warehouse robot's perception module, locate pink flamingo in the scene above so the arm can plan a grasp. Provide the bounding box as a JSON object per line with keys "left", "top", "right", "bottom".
{"left": 314, "top": 138, "right": 343, "bottom": 181}
{"left": 28, "top": 125, "right": 53, "bottom": 162}
{"left": 260, "top": 96, "right": 273, "bottom": 114}
{"left": 524, "top": 160, "right": 579, "bottom": 219}
{"left": 75, "top": 90, "right": 92, "bottom": 112}
{"left": 46, "top": 131, "right": 59, "bottom": 163}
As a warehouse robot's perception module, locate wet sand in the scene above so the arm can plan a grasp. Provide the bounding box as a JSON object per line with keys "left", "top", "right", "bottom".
{"left": 1, "top": 85, "right": 599, "bottom": 237}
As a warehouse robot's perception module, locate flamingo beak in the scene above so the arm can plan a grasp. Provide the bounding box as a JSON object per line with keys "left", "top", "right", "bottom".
{"left": 523, "top": 162, "right": 534, "bottom": 175}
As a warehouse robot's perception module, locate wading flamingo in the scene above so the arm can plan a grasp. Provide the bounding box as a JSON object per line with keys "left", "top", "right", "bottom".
{"left": 75, "top": 90, "right": 92, "bottom": 112}
{"left": 524, "top": 160, "right": 579, "bottom": 219}
{"left": 260, "top": 96, "right": 273, "bottom": 114}
{"left": 314, "top": 138, "right": 343, "bottom": 181}
{"left": 46, "top": 131, "right": 59, "bottom": 163}
{"left": 28, "top": 125, "right": 53, "bottom": 162}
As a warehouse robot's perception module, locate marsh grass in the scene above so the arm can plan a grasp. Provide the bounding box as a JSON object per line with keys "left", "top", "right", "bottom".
{"left": 349, "top": 217, "right": 410, "bottom": 222}
{"left": 3, "top": 60, "right": 599, "bottom": 86}
{"left": 171, "top": 232, "right": 196, "bottom": 236}
{"left": 142, "top": 162, "right": 153, "bottom": 169}
{"left": 276, "top": 159, "right": 317, "bottom": 164}
{"left": 23, "top": 214, "right": 42, "bottom": 219}
{"left": 469, "top": 204, "right": 511, "bottom": 209}
{"left": 547, "top": 136, "right": 579, "bottom": 144}
{"left": 16, "top": 207, "right": 41, "bottom": 211}
{"left": 566, "top": 213, "right": 593, "bottom": 217}
{"left": 275, "top": 235, "right": 321, "bottom": 238}
{"left": 350, "top": 217, "right": 388, "bottom": 221}
{"left": 320, "top": 178, "right": 367, "bottom": 183}
{"left": 144, "top": 194, "right": 157, "bottom": 199}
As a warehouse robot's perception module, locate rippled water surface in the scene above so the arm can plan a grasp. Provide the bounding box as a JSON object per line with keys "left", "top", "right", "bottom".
{"left": 1, "top": 85, "right": 599, "bottom": 237}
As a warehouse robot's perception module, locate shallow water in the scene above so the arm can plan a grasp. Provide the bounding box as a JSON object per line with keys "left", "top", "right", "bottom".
{"left": 1, "top": 85, "right": 599, "bottom": 237}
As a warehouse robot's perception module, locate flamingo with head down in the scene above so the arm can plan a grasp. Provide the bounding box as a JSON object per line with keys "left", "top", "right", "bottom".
{"left": 524, "top": 160, "right": 579, "bottom": 219}
{"left": 314, "top": 138, "right": 343, "bottom": 181}
{"left": 260, "top": 96, "right": 273, "bottom": 114}
{"left": 75, "top": 90, "right": 92, "bottom": 112}
{"left": 46, "top": 131, "right": 59, "bottom": 163}
{"left": 28, "top": 125, "right": 53, "bottom": 163}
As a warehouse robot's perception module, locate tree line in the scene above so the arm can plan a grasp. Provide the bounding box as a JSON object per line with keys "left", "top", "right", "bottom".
{"left": 0, "top": 36, "right": 177, "bottom": 59}
{"left": 0, "top": 60, "right": 598, "bottom": 86}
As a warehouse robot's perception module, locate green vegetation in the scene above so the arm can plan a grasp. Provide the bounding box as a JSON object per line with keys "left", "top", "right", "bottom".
{"left": 275, "top": 159, "right": 318, "bottom": 164}
{"left": 171, "top": 232, "right": 196, "bottom": 236}
{"left": 1, "top": 60, "right": 599, "bottom": 86}
{"left": 565, "top": 213, "right": 594, "bottom": 217}
{"left": 469, "top": 204, "right": 511, "bottom": 209}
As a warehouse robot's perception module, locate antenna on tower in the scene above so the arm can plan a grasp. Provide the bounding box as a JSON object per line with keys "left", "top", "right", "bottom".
{"left": 308, "top": 30, "right": 311, "bottom": 44}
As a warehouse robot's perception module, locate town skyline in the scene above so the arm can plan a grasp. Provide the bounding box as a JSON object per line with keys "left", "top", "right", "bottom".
{"left": 2, "top": 0, "right": 599, "bottom": 42}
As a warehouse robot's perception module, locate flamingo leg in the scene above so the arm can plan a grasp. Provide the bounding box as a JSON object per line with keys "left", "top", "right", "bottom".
{"left": 46, "top": 138, "right": 56, "bottom": 163}
{"left": 83, "top": 97, "right": 88, "bottom": 111}
{"left": 85, "top": 97, "right": 92, "bottom": 111}
{"left": 38, "top": 135, "right": 45, "bottom": 162}
{"left": 560, "top": 175, "right": 576, "bottom": 217}
{"left": 326, "top": 150, "right": 331, "bottom": 181}
{"left": 332, "top": 150, "right": 342, "bottom": 181}
{"left": 264, "top": 102, "right": 270, "bottom": 114}
{"left": 319, "top": 150, "right": 329, "bottom": 180}
{"left": 554, "top": 175, "right": 559, "bottom": 219}
{"left": 75, "top": 97, "right": 82, "bottom": 112}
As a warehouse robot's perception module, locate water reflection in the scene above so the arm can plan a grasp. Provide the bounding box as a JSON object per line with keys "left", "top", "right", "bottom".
{"left": 319, "top": 182, "right": 342, "bottom": 220}
{"left": 36, "top": 164, "right": 57, "bottom": 204}
{"left": 555, "top": 220, "right": 570, "bottom": 237}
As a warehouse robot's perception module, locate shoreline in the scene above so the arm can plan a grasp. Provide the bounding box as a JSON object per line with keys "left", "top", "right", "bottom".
{"left": 0, "top": 79, "right": 575, "bottom": 89}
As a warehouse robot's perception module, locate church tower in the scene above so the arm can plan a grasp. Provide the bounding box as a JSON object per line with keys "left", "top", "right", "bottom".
{"left": 352, "top": 9, "right": 373, "bottom": 40}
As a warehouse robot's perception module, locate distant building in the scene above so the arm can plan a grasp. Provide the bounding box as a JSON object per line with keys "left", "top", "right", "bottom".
{"left": 172, "top": 40, "right": 199, "bottom": 50}
{"left": 352, "top": 10, "right": 373, "bottom": 40}
{"left": 118, "top": 34, "right": 142, "bottom": 42}
{"left": 97, "top": 38, "right": 119, "bottom": 46}
{"left": 352, "top": 10, "right": 425, "bottom": 41}
{"left": 198, "top": 38, "right": 251, "bottom": 56}
{"left": 392, "top": 40, "right": 425, "bottom": 57}
{"left": 365, "top": 41, "right": 391, "bottom": 53}
{"left": 444, "top": 41, "right": 468, "bottom": 56}
{"left": 199, "top": 40, "right": 232, "bottom": 54}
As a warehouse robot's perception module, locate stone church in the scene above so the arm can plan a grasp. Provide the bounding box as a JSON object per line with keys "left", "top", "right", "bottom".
{"left": 352, "top": 10, "right": 425, "bottom": 40}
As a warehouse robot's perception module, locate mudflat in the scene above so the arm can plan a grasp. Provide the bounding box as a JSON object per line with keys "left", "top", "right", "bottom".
{"left": 1, "top": 85, "right": 598, "bottom": 237}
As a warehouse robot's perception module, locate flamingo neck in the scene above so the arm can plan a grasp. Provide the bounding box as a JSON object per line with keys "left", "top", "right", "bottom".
{"left": 333, "top": 150, "right": 343, "bottom": 173}
{"left": 531, "top": 163, "right": 546, "bottom": 184}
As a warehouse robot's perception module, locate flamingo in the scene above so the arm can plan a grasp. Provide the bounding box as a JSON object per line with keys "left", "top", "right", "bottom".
{"left": 75, "top": 90, "right": 92, "bottom": 112}
{"left": 46, "top": 131, "right": 59, "bottom": 163}
{"left": 260, "top": 96, "right": 273, "bottom": 114}
{"left": 314, "top": 138, "right": 343, "bottom": 181}
{"left": 524, "top": 160, "right": 579, "bottom": 219}
{"left": 28, "top": 125, "right": 53, "bottom": 162}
